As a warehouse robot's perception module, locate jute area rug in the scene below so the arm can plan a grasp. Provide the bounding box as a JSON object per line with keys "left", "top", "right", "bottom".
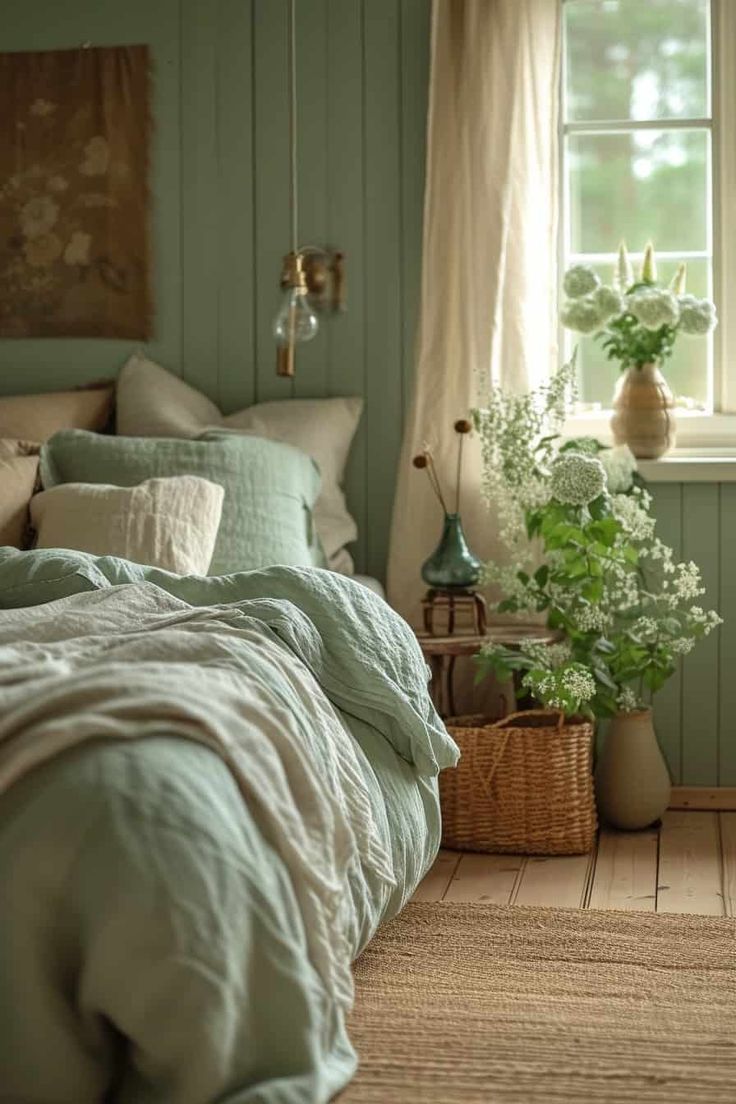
{"left": 339, "top": 902, "right": 736, "bottom": 1103}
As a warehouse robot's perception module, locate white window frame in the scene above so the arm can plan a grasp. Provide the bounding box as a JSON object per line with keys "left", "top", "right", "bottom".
{"left": 560, "top": 0, "right": 736, "bottom": 451}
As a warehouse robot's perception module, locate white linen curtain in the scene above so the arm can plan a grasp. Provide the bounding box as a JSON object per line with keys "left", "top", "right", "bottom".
{"left": 388, "top": 0, "right": 562, "bottom": 626}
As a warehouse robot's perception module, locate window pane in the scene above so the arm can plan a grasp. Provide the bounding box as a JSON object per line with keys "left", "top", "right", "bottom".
{"left": 572, "top": 258, "right": 711, "bottom": 411}
{"left": 564, "top": 0, "right": 709, "bottom": 122}
{"left": 567, "top": 129, "right": 709, "bottom": 254}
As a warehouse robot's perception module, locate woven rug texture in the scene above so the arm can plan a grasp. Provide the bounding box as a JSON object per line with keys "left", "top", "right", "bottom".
{"left": 338, "top": 901, "right": 736, "bottom": 1103}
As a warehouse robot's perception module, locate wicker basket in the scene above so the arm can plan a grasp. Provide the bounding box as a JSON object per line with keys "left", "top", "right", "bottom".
{"left": 440, "top": 709, "right": 597, "bottom": 855}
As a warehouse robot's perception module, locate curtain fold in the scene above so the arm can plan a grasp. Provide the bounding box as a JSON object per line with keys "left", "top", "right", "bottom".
{"left": 388, "top": 0, "right": 561, "bottom": 626}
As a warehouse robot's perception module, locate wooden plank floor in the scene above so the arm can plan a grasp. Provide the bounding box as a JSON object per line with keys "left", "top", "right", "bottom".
{"left": 416, "top": 811, "right": 736, "bottom": 916}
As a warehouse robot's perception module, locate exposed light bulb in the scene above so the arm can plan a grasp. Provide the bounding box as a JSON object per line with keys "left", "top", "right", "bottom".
{"left": 273, "top": 285, "right": 319, "bottom": 346}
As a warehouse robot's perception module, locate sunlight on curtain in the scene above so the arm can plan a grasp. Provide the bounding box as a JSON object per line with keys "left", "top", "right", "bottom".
{"left": 388, "top": 0, "right": 561, "bottom": 626}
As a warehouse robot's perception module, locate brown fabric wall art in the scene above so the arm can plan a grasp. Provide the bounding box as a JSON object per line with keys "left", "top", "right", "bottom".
{"left": 0, "top": 45, "right": 152, "bottom": 338}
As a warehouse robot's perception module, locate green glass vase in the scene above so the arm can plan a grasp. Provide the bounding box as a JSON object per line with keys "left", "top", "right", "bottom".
{"left": 421, "top": 512, "right": 482, "bottom": 590}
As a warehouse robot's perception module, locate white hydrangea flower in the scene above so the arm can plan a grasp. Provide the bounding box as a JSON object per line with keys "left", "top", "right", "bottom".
{"left": 671, "top": 638, "right": 694, "bottom": 655}
{"left": 550, "top": 452, "right": 606, "bottom": 505}
{"left": 617, "top": 687, "right": 640, "bottom": 712}
{"left": 611, "top": 493, "right": 655, "bottom": 541}
{"left": 626, "top": 287, "right": 680, "bottom": 330}
{"left": 599, "top": 445, "right": 637, "bottom": 493}
{"left": 678, "top": 294, "right": 717, "bottom": 336}
{"left": 560, "top": 295, "right": 604, "bottom": 334}
{"left": 592, "top": 284, "right": 624, "bottom": 323}
{"left": 563, "top": 264, "right": 600, "bottom": 299}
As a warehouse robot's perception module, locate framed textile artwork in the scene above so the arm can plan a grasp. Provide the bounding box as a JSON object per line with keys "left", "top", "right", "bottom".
{"left": 0, "top": 45, "right": 152, "bottom": 339}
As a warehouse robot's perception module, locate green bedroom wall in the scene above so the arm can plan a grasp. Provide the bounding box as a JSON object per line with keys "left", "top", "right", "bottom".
{"left": 0, "top": 0, "right": 431, "bottom": 580}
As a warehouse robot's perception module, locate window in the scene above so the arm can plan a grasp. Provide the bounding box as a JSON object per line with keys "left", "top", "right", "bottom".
{"left": 561, "top": 0, "right": 718, "bottom": 418}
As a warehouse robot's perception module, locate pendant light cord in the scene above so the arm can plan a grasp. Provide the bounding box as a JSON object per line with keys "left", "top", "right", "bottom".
{"left": 288, "top": 0, "right": 298, "bottom": 256}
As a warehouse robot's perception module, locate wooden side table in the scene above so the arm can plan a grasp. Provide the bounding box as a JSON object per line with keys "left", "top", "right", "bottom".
{"left": 416, "top": 625, "right": 561, "bottom": 718}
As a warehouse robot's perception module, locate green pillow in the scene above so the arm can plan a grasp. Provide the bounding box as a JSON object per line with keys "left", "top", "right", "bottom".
{"left": 40, "top": 430, "right": 324, "bottom": 575}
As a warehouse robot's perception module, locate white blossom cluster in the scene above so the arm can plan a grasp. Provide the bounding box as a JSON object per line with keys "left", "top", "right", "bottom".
{"left": 599, "top": 445, "right": 637, "bottom": 493}
{"left": 617, "top": 687, "right": 640, "bottom": 712}
{"left": 519, "top": 640, "right": 573, "bottom": 669}
{"left": 632, "top": 616, "right": 659, "bottom": 641}
{"left": 688, "top": 606, "right": 723, "bottom": 631}
{"left": 641, "top": 537, "right": 676, "bottom": 574}
{"left": 678, "top": 294, "right": 718, "bottom": 336}
{"left": 550, "top": 453, "right": 606, "bottom": 506}
{"left": 627, "top": 286, "right": 680, "bottom": 330}
{"left": 534, "top": 665, "right": 597, "bottom": 709}
{"left": 611, "top": 493, "right": 656, "bottom": 541}
{"left": 572, "top": 605, "right": 610, "bottom": 633}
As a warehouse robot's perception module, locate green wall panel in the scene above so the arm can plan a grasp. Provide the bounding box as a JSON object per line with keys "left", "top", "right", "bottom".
{"left": 0, "top": 0, "right": 431, "bottom": 583}
{"left": 681, "top": 483, "right": 721, "bottom": 786}
{"left": 649, "top": 483, "right": 683, "bottom": 783}
{"left": 719, "top": 485, "right": 736, "bottom": 785}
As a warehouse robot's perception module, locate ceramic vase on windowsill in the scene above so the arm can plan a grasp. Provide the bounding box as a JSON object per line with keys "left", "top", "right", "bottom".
{"left": 594, "top": 707, "right": 672, "bottom": 830}
{"left": 610, "top": 361, "right": 676, "bottom": 460}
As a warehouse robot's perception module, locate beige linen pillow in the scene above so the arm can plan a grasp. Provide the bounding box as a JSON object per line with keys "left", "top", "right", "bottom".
{"left": 0, "top": 439, "right": 40, "bottom": 548}
{"left": 116, "top": 352, "right": 362, "bottom": 568}
{"left": 0, "top": 383, "right": 114, "bottom": 442}
{"left": 30, "top": 476, "right": 225, "bottom": 576}
{"left": 116, "top": 352, "right": 221, "bottom": 437}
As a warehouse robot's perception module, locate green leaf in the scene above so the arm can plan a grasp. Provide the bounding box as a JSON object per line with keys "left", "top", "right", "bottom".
{"left": 534, "top": 564, "right": 549, "bottom": 587}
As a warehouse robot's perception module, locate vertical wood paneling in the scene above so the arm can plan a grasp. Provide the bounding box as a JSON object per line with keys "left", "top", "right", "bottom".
{"left": 681, "top": 484, "right": 721, "bottom": 785}
{"left": 326, "top": 0, "right": 367, "bottom": 569}
{"left": 649, "top": 483, "right": 683, "bottom": 783}
{"left": 292, "top": 0, "right": 329, "bottom": 399}
{"left": 399, "top": 0, "right": 429, "bottom": 412}
{"left": 719, "top": 485, "right": 736, "bottom": 784}
{"left": 216, "top": 0, "right": 256, "bottom": 413}
{"left": 363, "top": 0, "right": 404, "bottom": 579}
{"left": 180, "top": 0, "right": 220, "bottom": 394}
{"left": 252, "top": 0, "right": 294, "bottom": 404}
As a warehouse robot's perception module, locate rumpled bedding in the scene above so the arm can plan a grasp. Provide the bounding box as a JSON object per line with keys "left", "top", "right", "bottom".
{"left": 0, "top": 552, "right": 458, "bottom": 1104}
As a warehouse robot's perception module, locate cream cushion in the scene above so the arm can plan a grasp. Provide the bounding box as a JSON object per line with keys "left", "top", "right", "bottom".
{"left": 116, "top": 352, "right": 362, "bottom": 569}
{"left": 30, "top": 476, "right": 225, "bottom": 576}
{"left": 0, "top": 440, "right": 40, "bottom": 548}
{"left": 0, "top": 384, "right": 114, "bottom": 442}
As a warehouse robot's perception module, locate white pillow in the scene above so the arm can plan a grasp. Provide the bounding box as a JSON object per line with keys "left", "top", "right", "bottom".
{"left": 30, "top": 476, "right": 224, "bottom": 576}
{"left": 116, "top": 352, "right": 362, "bottom": 569}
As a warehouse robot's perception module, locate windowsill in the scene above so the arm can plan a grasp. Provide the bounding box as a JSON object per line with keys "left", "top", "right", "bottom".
{"left": 562, "top": 412, "right": 736, "bottom": 482}
{"left": 638, "top": 450, "right": 736, "bottom": 482}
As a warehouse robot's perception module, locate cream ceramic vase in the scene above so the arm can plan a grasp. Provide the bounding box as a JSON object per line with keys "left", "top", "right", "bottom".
{"left": 594, "top": 708, "right": 672, "bottom": 830}
{"left": 610, "top": 362, "right": 675, "bottom": 459}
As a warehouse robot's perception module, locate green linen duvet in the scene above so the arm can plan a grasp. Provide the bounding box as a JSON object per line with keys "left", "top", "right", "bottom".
{"left": 0, "top": 551, "right": 458, "bottom": 1104}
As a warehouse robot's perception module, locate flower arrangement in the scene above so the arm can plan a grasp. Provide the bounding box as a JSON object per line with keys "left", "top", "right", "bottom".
{"left": 472, "top": 361, "right": 721, "bottom": 718}
{"left": 412, "top": 419, "right": 473, "bottom": 515}
{"left": 561, "top": 242, "right": 717, "bottom": 371}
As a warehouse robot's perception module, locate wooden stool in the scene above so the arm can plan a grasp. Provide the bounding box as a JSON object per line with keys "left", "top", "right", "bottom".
{"left": 422, "top": 587, "right": 487, "bottom": 636}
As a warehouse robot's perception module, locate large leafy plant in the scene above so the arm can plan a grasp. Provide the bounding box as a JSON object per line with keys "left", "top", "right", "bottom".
{"left": 472, "top": 361, "right": 721, "bottom": 718}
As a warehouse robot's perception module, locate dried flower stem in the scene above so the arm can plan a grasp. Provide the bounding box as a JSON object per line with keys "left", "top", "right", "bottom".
{"left": 455, "top": 433, "right": 464, "bottom": 514}
{"left": 426, "top": 452, "right": 449, "bottom": 513}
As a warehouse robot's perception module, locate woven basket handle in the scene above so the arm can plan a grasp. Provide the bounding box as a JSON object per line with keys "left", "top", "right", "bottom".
{"left": 469, "top": 726, "right": 512, "bottom": 805}
{"left": 493, "top": 708, "right": 565, "bottom": 731}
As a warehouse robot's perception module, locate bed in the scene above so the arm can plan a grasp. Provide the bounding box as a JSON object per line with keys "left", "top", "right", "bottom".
{"left": 0, "top": 548, "right": 458, "bottom": 1103}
